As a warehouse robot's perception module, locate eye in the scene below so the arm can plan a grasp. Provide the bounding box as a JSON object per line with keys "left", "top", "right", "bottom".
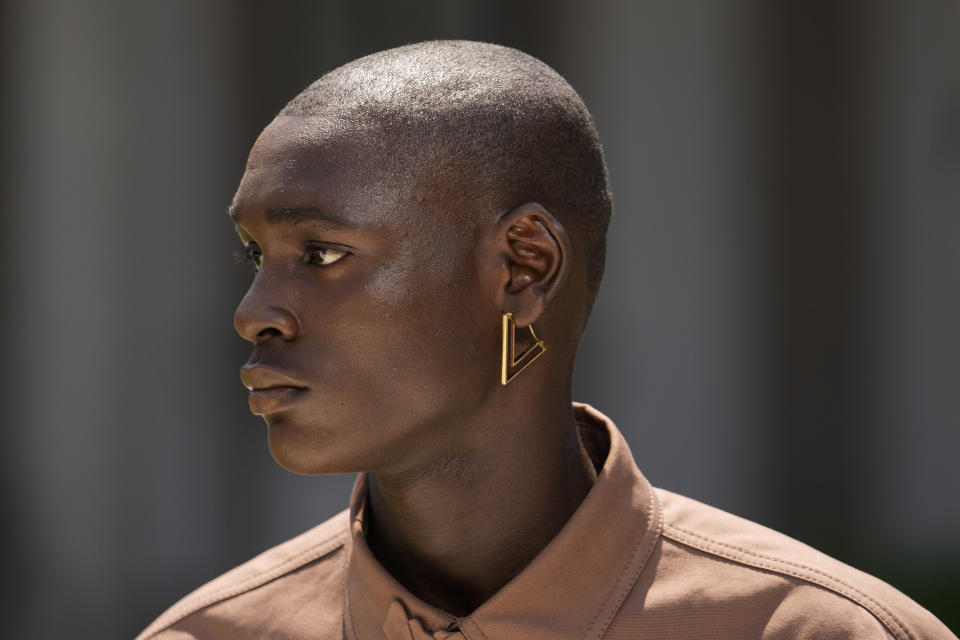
{"left": 240, "top": 243, "right": 262, "bottom": 271}
{"left": 305, "top": 244, "right": 348, "bottom": 266}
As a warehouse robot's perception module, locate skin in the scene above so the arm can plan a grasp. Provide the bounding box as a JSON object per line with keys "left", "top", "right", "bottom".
{"left": 231, "top": 115, "right": 598, "bottom": 615}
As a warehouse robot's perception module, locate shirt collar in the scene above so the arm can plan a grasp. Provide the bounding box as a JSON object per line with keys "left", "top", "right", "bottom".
{"left": 344, "top": 402, "right": 663, "bottom": 640}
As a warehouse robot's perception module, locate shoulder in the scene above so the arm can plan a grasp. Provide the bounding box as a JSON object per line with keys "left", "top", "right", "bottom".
{"left": 136, "top": 509, "right": 351, "bottom": 640}
{"left": 622, "top": 489, "right": 955, "bottom": 640}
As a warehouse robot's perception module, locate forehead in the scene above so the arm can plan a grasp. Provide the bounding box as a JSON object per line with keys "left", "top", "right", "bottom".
{"left": 244, "top": 116, "right": 346, "bottom": 172}
{"left": 232, "top": 116, "right": 406, "bottom": 227}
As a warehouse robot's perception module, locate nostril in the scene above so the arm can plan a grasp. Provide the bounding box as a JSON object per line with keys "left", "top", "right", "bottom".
{"left": 256, "top": 327, "right": 284, "bottom": 340}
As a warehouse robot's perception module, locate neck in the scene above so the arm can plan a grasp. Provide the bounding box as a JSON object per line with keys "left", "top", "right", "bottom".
{"left": 364, "top": 394, "right": 597, "bottom": 616}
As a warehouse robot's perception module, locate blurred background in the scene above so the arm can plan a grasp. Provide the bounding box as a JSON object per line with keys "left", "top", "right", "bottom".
{"left": 1, "top": 1, "right": 957, "bottom": 637}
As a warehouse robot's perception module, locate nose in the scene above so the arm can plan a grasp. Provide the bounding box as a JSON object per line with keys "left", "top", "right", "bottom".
{"left": 234, "top": 276, "right": 300, "bottom": 343}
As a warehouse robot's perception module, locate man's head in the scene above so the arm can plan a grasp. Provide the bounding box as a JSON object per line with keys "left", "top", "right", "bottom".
{"left": 231, "top": 41, "right": 612, "bottom": 475}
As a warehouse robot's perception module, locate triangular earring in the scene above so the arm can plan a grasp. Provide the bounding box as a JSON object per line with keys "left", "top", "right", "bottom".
{"left": 501, "top": 312, "right": 547, "bottom": 385}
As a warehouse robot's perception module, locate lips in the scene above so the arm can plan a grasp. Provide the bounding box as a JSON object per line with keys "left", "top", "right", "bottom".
{"left": 240, "top": 365, "right": 308, "bottom": 415}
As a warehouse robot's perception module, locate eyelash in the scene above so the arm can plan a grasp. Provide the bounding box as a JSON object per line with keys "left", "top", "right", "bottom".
{"left": 234, "top": 244, "right": 347, "bottom": 272}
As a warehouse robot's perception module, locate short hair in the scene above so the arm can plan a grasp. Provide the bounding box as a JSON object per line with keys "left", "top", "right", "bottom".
{"left": 281, "top": 40, "right": 612, "bottom": 313}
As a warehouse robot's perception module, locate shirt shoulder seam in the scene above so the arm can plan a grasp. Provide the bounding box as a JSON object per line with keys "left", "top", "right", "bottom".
{"left": 136, "top": 527, "right": 348, "bottom": 640}
{"left": 661, "top": 522, "right": 911, "bottom": 640}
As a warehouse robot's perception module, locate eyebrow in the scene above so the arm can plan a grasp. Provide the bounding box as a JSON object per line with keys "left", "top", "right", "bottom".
{"left": 228, "top": 205, "right": 356, "bottom": 229}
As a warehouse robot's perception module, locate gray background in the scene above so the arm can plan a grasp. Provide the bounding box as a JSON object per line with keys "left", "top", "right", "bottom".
{"left": 1, "top": 1, "right": 957, "bottom": 637}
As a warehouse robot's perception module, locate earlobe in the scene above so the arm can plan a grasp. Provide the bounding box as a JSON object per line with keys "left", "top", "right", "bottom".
{"left": 496, "top": 202, "right": 571, "bottom": 325}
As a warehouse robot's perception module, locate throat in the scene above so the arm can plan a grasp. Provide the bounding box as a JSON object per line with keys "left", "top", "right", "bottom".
{"left": 362, "top": 423, "right": 599, "bottom": 616}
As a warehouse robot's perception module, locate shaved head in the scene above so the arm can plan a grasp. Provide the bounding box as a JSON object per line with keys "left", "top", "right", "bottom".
{"left": 279, "top": 40, "right": 612, "bottom": 313}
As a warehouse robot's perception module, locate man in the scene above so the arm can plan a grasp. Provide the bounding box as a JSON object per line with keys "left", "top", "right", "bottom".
{"left": 138, "top": 41, "right": 955, "bottom": 639}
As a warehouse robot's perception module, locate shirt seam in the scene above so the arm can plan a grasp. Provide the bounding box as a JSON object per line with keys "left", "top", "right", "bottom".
{"left": 137, "top": 531, "right": 348, "bottom": 640}
{"left": 342, "top": 538, "right": 359, "bottom": 640}
{"left": 583, "top": 480, "right": 664, "bottom": 640}
{"left": 662, "top": 523, "right": 912, "bottom": 640}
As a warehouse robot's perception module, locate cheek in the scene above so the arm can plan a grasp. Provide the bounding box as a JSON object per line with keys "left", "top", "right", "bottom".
{"left": 362, "top": 257, "right": 499, "bottom": 399}
{"left": 266, "top": 256, "right": 497, "bottom": 473}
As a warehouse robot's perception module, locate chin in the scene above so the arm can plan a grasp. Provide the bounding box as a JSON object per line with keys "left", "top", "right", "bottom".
{"left": 265, "top": 415, "right": 366, "bottom": 476}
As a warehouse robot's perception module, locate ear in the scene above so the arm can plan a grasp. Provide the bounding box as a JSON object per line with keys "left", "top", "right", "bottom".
{"left": 496, "top": 202, "right": 572, "bottom": 326}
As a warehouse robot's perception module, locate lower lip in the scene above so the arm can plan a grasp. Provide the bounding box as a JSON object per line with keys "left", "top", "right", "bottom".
{"left": 248, "top": 387, "right": 307, "bottom": 415}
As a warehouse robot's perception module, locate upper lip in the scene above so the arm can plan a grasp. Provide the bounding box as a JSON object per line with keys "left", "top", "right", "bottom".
{"left": 240, "top": 365, "right": 308, "bottom": 391}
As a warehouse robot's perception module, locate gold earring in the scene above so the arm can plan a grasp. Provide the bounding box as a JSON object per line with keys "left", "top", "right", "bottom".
{"left": 501, "top": 312, "right": 547, "bottom": 385}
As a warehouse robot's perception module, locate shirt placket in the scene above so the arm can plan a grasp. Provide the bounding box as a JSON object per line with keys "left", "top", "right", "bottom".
{"left": 381, "top": 600, "right": 468, "bottom": 640}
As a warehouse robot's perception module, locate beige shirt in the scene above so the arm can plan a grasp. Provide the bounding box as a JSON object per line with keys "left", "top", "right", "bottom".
{"left": 137, "top": 404, "right": 955, "bottom": 640}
